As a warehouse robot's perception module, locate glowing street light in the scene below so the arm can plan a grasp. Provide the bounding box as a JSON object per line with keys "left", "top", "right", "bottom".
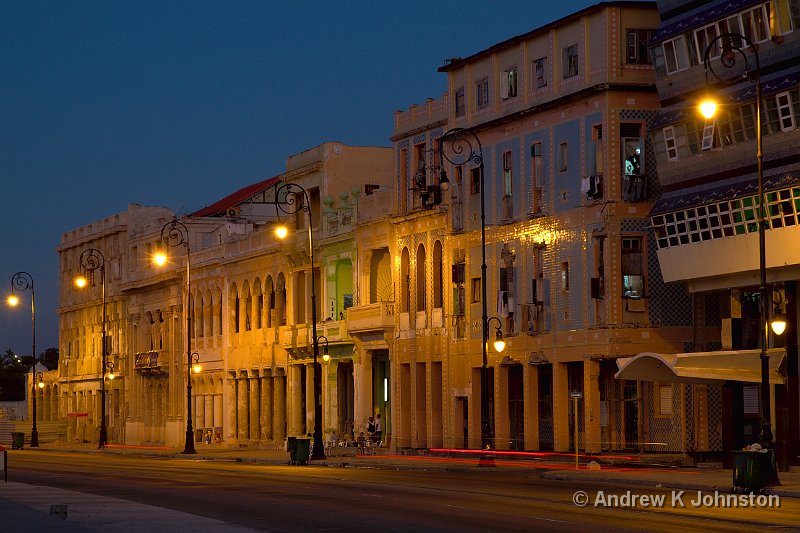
{"left": 8, "top": 271, "right": 38, "bottom": 447}
{"left": 76, "top": 248, "right": 109, "bottom": 448}
{"left": 275, "top": 181, "right": 326, "bottom": 460}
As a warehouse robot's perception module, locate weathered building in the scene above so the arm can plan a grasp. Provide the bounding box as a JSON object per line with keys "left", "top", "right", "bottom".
{"left": 634, "top": 0, "right": 800, "bottom": 467}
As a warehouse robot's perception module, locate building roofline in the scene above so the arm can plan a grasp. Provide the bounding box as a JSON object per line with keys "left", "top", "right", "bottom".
{"left": 438, "top": 1, "right": 657, "bottom": 73}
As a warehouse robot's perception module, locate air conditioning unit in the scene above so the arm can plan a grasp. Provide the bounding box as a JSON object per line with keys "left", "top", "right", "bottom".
{"left": 226, "top": 206, "right": 241, "bottom": 219}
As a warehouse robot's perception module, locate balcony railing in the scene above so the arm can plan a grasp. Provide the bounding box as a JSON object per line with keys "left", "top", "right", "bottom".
{"left": 347, "top": 301, "right": 395, "bottom": 333}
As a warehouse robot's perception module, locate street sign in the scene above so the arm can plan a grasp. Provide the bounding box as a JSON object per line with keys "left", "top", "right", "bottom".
{"left": 570, "top": 391, "right": 582, "bottom": 399}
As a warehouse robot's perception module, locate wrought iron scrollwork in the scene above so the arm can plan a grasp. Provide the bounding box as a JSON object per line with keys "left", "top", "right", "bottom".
{"left": 11, "top": 271, "right": 34, "bottom": 293}
{"left": 161, "top": 217, "right": 190, "bottom": 249}
{"left": 439, "top": 127, "right": 484, "bottom": 168}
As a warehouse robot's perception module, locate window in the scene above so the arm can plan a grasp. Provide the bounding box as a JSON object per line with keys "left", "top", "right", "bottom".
{"left": 701, "top": 121, "right": 715, "bottom": 151}
{"left": 476, "top": 77, "right": 489, "bottom": 109}
{"left": 741, "top": 4, "right": 770, "bottom": 43}
{"left": 531, "top": 142, "right": 542, "bottom": 183}
{"left": 563, "top": 45, "right": 578, "bottom": 78}
{"left": 657, "top": 384, "right": 674, "bottom": 416}
{"left": 776, "top": 92, "right": 796, "bottom": 131}
{"left": 558, "top": 142, "right": 568, "bottom": 172}
{"left": 662, "top": 36, "right": 688, "bottom": 74}
{"left": 470, "top": 167, "right": 481, "bottom": 195}
{"left": 561, "top": 262, "right": 570, "bottom": 291}
{"left": 663, "top": 126, "right": 678, "bottom": 161}
{"left": 503, "top": 151, "right": 513, "bottom": 196}
{"left": 534, "top": 57, "right": 547, "bottom": 88}
{"left": 471, "top": 277, "right": 482, "bottom": 303}
{"left": 501, "top": 67, "right": 517, "bottom": 99}
{"left": 769, "top": 0, "right": 795, "bottom": 36}
{"left": 622, "top": 237, "right": 644, "bottom": 298}
{"left": 455, "top": 87, "right": 465, "bottom": 117}
{"left": 626, "top": 29, "right": 654, "bottom": 64}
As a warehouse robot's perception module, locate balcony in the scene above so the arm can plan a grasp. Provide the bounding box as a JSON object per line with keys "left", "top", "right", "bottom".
{"left": 346, "top": 301, "right": 395, "bottom": 334}
{"left": 280, "top": 319, "right": 351, "bottom": 351}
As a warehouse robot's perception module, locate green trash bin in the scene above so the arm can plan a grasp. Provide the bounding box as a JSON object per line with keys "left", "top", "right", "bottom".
{"left": 732, "top": 450, "right": 778, "bottom": 492}
{"left": 11, "top": 432, "right": 25, "bottom": 450}
{"left": 294, "top": 438, "right": 310, "bottom": 465}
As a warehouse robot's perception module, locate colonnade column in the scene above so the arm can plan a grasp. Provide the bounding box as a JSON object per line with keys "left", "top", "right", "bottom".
{"left": 584, "top": 359, "right": 601, "bottom": 454}
{"left": 553, "top": 362, "right": 569, "bottom": 452}
{"left": 237, "top": 371, "right": 249, "bottom": 440}
{"left": 249, "top": 371, "right": 260, "bottom": 440}
{"left": 275, "top": 373, "right": 287, "bottom": 443}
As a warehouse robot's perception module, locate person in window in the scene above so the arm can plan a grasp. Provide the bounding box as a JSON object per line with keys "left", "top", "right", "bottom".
{"left": 625, "top": 146, "right": 641, "bottom": 176}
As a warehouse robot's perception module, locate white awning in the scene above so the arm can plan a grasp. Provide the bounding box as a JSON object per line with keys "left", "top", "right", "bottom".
{"left": 615, "top": 349, "right": 786, "bottom": 385}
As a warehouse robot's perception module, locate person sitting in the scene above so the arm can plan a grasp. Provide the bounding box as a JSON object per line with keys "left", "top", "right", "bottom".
{"left": 356, "top": 431, "right": 367, "bottom": 454}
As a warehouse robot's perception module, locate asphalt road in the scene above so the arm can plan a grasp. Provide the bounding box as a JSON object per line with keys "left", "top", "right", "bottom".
{"left": 6, "top": 452, "right": 800, "bottom": 532}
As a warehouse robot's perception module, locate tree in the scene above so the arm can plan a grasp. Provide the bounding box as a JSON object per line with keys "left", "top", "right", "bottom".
{"left": 40, "top": 347, "right": 59, "bottom": 370}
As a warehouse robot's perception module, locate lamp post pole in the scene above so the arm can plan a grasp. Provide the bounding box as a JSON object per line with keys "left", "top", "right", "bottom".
{"left": 439, "top": 128, "right": 496, "bottom": 453}
{"left": 703, "top": 33, "right": 772, "bottom": 447}
{"left": 78, "top": 249, "right": 108, "bottom": 448}
{"left": 161, "top": 218, "right": 197, "bottom": 454}
{"left": 275, "top": 182, "right": 325, "bottom": 460}
{"left": 10, "top": 272, "right": 38, "bottom": 447}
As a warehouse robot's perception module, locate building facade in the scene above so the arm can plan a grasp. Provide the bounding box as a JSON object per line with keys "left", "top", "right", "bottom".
{"left": 634, "top": 0, "right": 800, "bottom": 466}
{"left": 389, "top": 1, "right": 695, "bottom": 454}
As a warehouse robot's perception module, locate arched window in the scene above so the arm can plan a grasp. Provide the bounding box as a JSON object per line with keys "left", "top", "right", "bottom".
{"left": 229, "top": 283, "right": 240, "bottom": 334}
{"left": 433, "top": 241, "right": 443, "bottom": 309}
{"left": 416, "top": 243, "right": 426, "bottom": 312}
{"left": 214, "top": 287, "right": 223, "bottom": 336}
{"left": 265, "top": 275, "right": 275, "bottom": 328}
{"left": 276, "top": 273, "right": 287, "bottom": 326}
{"left": 400, "top": 248, "right": 410, "bottom": 313}
{"left": 195, "top": 291, "right": 204, "bottom": 338}
{"left": 254, "top": 278, "right": 263, "bottom": 329}
{"left": 242, "top": 281, "right": 252, "bottom": 331}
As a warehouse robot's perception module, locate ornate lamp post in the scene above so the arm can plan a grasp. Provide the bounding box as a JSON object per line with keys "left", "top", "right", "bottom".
{"left": 157, "top": 218, "right": 197, "bottom": 454}
{"left": 274, "top": 181, "right": 325, "bottom": 460}
{"left": 76, "top": 248, "right": 109, "bottom": 448}
{"left": 8, "top": 272, "right": 39, "bottom": 447}
{"left": 438, "top": 128, "right": 506, "bottom": 456}
{"left": 700, "top": 33, "right": 778, "bottom": 465}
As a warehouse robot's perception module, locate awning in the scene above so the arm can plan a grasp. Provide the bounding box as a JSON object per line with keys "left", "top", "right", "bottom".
{"left": 615, "top": 349, "right": 786, "bottom": 385}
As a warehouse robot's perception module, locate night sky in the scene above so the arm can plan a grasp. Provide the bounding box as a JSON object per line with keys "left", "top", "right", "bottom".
{"left": 1, "top": 0, "right": 626, "bottom": 358}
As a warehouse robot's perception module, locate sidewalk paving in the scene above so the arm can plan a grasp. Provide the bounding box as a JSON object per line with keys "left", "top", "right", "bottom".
{"left": 3, "top": 442, "right": 800, "bottom": 532}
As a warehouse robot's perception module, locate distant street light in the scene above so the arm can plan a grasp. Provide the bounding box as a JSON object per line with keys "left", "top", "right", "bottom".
{"left": 157, "top": 217, "right": 198, "bottom": 455}
{"left": 275, "top": 181, "right": 325, "bottom": 460}
{"left": 439, "top": 128, "right": 507, "bottom": 456}
{"left": 701, "top": 34, "right": 781, "bottom": 471}
{"left": 77, "top": 248, "right": 109, "bottom": 448}
{"left": 8, "top": 272, "right": 39, "bottom": 447}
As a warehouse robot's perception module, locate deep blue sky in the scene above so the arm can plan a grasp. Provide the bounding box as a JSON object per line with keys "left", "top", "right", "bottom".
{"left": 1, "top": 0, "right": 620, "bottom": 357}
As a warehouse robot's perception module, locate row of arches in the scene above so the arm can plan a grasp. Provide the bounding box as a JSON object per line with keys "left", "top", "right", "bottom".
{"left": 229, "top": 274, "right": 288, "bottom": 334}
{"left": 399, "top": 240, "right": 444, "bottom": 314}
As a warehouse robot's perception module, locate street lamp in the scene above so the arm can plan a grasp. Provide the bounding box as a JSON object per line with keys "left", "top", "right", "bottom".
{"left": 701, "top": 33, "right": 778, "bottom": 455}
{"left": 158, "top": 217, "right": 197, "bottom": 454}
{"left": 8, "top": 272, "right": 39, "bottom": 447}
{"left": 318, "top": 336, "right": 330, "bottom": 363}
{"left": 76, "top": 248, "right": 109, "bottom": 448}
{"left": 274, "top": 181, "right": 325, "bottom": 460}
{"left": 192, "top": 352, "right": 203, "bottom": 374}
{"left": 36, "top": 372, "right": 44, "bottom": 389}
{"left": 439, "top": 128, "right": 507, "bottom": 455}
{"left": 106, "top": 362, "right": 116, "bottom": 381}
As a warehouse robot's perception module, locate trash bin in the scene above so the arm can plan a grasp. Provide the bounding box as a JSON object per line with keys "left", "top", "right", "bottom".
{"left": 732, "top": 450, "right": 778, "bottom": 492}
{"left": 293, "top": 438, "right": 310, "bottom": 465}
{"left": 11, "top": 432, "right": 25, "bottom": 450}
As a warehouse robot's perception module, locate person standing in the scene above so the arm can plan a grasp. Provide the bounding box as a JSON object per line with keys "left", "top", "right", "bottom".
{"left": 367, "top": 416, "right": 375, "bottom": 436}
{"left": 373, "top": 413, "right": 382, "bottom": 446}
